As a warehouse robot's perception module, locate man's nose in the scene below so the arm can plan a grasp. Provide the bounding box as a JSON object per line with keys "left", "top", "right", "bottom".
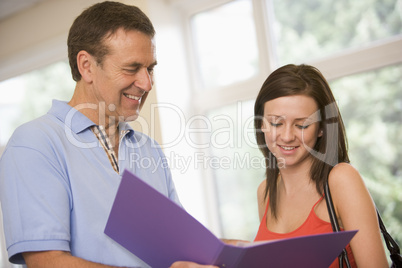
{"left": 135, "top": 68, "right": 153, "bottom": 92}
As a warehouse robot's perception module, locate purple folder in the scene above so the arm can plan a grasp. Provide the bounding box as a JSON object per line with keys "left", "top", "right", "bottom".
{"left": 105, "top": 169, "right": 357, "bottom": 267}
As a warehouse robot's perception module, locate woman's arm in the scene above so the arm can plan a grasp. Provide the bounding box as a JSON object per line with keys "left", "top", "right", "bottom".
{"left": 328, "top": 163, "right": 388, "bottom": 267}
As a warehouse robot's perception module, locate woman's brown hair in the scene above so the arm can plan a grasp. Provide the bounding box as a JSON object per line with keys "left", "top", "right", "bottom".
{"left": 254, "top": 64, "right": 349, "bottom": 219}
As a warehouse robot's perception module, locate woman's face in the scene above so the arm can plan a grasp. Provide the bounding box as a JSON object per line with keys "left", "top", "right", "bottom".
{"left": 262, "top": 95, "right": 322, "bottom": 169}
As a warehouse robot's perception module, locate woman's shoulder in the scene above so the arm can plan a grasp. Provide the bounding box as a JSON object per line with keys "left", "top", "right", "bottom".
{"left": 328, "top": 162, "right": 367, "bottom": 200}
{"left": 329, "top": 162, "right": 361, "bottom": 184}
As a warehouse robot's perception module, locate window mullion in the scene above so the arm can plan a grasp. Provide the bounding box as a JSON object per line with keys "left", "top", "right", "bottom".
{"left": 309, "top": 36, "right": 402, "bottom": 81}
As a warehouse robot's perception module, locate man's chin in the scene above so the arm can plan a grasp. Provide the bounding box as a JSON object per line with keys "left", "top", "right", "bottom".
{"left": 123, "top": 114, "right": 140, "bottom": 122}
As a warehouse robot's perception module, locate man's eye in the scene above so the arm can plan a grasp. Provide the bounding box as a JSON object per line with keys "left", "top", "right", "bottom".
{"left": 147, "top": 68, "right": 154, "bottom": 74}
{"left": 125, "top": 68, "right": 139, "bottom": 73}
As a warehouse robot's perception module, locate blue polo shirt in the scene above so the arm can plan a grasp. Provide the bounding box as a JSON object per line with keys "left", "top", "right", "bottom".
{"left": 0, "top": 100, "right": 181, "bottom": 266}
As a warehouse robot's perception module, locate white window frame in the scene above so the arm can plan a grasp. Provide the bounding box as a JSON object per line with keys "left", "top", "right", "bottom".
{"left": 163, "top": 0, "right": 402, "bottom": 236}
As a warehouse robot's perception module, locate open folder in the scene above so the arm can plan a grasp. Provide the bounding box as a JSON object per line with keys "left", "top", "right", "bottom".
{"left": 105, "top": 169, "right": 357, "bottom": 268}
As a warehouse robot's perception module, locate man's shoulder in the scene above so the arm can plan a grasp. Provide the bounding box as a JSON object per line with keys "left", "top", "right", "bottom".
{"left": 5, "top": 113, "right": 65, "bottom": 153}
{"left": 11, "top": 100, "right": 70, "bottom": 140}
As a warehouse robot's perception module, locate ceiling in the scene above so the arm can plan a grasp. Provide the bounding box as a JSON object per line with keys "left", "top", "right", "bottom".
{"left": 0, "top": 0, "right": 44, "bottom": 21}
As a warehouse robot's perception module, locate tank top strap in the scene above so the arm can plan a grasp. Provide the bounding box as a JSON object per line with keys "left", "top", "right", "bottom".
{"left": 313, "top": 195, "right": 324, "bottom": 209}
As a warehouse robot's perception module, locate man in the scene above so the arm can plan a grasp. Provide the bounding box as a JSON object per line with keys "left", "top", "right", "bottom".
{"left": 0, "top": 1, "right": 216, "bottom": 267}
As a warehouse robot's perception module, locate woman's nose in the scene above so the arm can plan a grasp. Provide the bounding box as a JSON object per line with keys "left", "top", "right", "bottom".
{"left": 280, "top": 126, "right": 295, "bottom": 142}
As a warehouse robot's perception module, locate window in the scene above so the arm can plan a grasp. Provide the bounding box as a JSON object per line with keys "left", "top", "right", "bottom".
{"left": 331, "top": 63, "right": 402, "bottom": 242}
{"left": 271, "top": 0, "right": 402, "bottom": 64}
{"left": 191, "top": 0, "right": 259, "bottom": 89}
{"left": 180, "top": 0, "right": 402, "bottom": 244}
{"left": 0, "top": 60, "right": 74, "bottom": 153}
{"left": 206, "top": 100, "right": 263, "bottom": 239}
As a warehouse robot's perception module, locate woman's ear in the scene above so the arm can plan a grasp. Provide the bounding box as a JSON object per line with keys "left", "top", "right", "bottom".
{"left": 318, "top": 129, "right": 324, "bottom": 137}
{"left": 77, "top": 50, "right": 95, "bottom": 83}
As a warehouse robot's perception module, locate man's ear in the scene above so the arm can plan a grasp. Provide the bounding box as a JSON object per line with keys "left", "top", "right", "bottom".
{"left": 77, "top": 50, "right": 95, "bottom": 83}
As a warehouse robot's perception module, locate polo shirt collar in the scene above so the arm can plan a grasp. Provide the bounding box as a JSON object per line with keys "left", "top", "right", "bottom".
{"left": 48, "top": 100, "right": 95, "bottom": 134}
{"left": 118, "top": 121, "right": 135, "bottom": 138}
{"left": 49, "top": 100, "right": 136, "bottom": 136}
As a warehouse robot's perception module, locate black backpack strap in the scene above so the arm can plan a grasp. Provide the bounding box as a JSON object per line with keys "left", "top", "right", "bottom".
{"left": 377, "top": 210, "right": 402, "bottom": 267}
{"left": 324, "top": 180, "right": 352, "bottom": 268}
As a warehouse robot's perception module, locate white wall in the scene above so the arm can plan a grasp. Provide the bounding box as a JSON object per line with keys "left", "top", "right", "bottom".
{"left": 0, "top": 0, "right": 163, "bottom": 144}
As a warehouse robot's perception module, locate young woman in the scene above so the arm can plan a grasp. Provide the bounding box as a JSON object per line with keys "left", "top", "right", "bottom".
{"left": 253, "top": 64, "right": 388, "bottom": 267}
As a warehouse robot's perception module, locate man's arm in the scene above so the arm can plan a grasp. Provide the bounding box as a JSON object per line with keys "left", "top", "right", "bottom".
{"left": 24, "top": 251, "right": 219, "bottom": 268}
{"left": 23, "top": 251, "right": 129, "bottom": 268}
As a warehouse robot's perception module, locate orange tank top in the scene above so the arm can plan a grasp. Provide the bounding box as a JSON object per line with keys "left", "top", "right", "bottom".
{"left": 254, "top": 196, "right": 356, "bottom": 268}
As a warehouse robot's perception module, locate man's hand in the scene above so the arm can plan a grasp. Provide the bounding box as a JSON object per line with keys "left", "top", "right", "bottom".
{"left": 220, "top": 238, "right": 250, "bottom": 246}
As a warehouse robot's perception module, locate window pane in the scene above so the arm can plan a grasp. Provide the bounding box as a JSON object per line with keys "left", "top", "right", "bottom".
{"left": 331, "top": 64, "right": 402, "bottom": 245}
{"left": 0, "top": 60, "right": 74, "bottom": 148}
{"left": 207, "top": 100, "right": 264, "bottom": 240}
{"left": 191, "top": 0, "right": 259, "bottom": 89}
{"left": 208, "top": 65, "right": 402, "bottom": 243}
{"left": 271, "top": 0, "right": 402, "bottom": 64}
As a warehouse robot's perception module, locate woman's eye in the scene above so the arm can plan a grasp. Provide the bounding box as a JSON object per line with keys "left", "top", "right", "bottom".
{"left": 270, "top": 122, "right": 282, "bottom": 127}
{"left": 297, "top": 124, "right": 309, "bottom": 129}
